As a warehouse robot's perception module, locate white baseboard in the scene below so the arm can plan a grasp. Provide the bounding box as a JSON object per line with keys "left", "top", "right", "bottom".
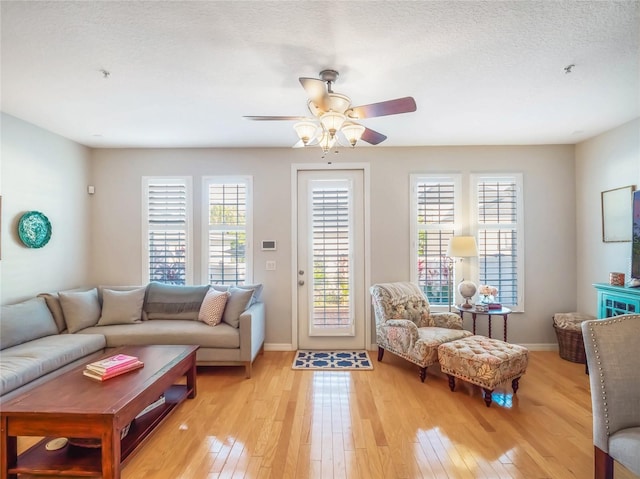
{"left": 264, "top": 343, "right": 295, "bottom": 351}
{"left": 519, "top": 343, "right": 558, "bottom": 351}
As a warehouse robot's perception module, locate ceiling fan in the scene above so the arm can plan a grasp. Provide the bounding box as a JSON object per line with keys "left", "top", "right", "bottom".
{"left": 244, "top": 69, "right": 417, "bottom": 153}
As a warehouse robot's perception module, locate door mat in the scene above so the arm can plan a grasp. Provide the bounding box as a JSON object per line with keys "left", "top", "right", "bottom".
{"left": 292, "top": 350, "right": 373, "bottom": 370}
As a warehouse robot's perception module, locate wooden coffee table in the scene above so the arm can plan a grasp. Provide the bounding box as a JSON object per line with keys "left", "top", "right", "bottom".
{"left": 1, "top": 344, "right": 198, "bottom": 479}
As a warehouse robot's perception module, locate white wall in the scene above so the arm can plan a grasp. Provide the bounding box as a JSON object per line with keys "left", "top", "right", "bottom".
{"left": 91, "top": 144, "right": 576, "bottom": 348}
{"left": 575, "top": 118, "right": 640, "bottom": 314}
{"left": 0, "top": 114, "right": 92, "bottom": 304}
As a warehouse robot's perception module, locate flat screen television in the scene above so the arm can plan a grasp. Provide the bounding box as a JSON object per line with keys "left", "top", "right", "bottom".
{"left": 632, "top": 190, "right": 640, "bottom": 280}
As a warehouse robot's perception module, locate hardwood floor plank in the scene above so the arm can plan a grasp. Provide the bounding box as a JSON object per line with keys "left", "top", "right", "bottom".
{"left": 13, "top": 351, "right": 639, "bottom": 479}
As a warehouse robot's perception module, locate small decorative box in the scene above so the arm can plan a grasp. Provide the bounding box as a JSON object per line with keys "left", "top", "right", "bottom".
{"left": 609, "top": 272, "right": 625, "bottom": 286}
{"left": 475, "top": 303, "right": 489, "bottom": 312}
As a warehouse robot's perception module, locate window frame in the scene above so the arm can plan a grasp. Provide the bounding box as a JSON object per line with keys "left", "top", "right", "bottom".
{"left": 141, "top": 176, "right": 194, "bottom": 285}
{"left": 201, "top": 175, "right": 253, "bottom": 285}
{"left": 471, "top": 173, "right": 525, "bottom": 311}
{"left": 410, "top": 174, "right": 463, "bottom": 310}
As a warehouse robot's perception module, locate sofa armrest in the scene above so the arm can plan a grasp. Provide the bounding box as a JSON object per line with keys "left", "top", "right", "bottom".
{"left": 430, "top": 312, "right": 464, "bottom": 330}
{"left": 239, "top": 301, "right": 265, "bottom": 364}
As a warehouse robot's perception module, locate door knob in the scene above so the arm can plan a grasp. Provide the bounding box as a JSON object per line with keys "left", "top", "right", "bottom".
{"left": 298, "top": 280, "right": 305, "bottom": 286}
{"left": 298, "top": 270, "right": 305, "bottom": 275}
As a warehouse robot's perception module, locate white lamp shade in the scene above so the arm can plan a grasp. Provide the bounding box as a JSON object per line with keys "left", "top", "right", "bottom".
{"left": 326, "top": 93, "right": 352, "bottom": 114}
{"left": 293, "top": 121, "right": 319, "bottom": 145}
{"left": 318, "top": 131, "right": 336, "bottom": 152}
{"left": 320, "top": 111, "right": 346, "bottom": 136}
{"left": 446, "top": 236, "right": 478, "bottom": 257}
{"left": 341, "top": 123, "right": 366, "bottom": 146}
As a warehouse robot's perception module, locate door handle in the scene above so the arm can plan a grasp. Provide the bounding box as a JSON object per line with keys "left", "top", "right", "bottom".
{"left": 299, "top": 270, "right": 305, "bottom": 275}
{"left": 298, "top": 280, "right": 305, "bottom": 286}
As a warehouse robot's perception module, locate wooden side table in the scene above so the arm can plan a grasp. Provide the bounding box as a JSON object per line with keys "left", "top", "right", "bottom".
{"left": 454, "top": 305, "right": 513, "bottom": 341}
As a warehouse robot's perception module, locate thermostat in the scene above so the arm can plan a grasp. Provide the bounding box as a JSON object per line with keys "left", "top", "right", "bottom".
{"left": 261, "top": 240, "right": 277, "bottom": 251}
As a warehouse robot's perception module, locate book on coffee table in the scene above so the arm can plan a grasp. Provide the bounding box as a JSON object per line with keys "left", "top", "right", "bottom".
{"left": 86, "top": 354, "right": 140, "bottom": 374}
{"left": 83, "top": 360, "right": 144, "bottom": 381}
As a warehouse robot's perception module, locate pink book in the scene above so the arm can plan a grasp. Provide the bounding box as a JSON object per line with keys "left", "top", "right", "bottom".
{"left": 86, "top": 354, "right": 139, "bottom": 374}
{"left": 84, "top": 361, "right": 144, "bottom": 381}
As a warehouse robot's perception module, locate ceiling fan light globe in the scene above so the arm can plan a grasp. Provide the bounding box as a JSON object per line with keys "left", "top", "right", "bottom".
{"left": 327, "top": 93, "right": 352, "bottom": 114}
{"left": 320, "top": 111, "right": 346, "bottom": 137}
{"left": 293, "top": 121, "right": 319, "bottom": 145}
{"left": 341, "top": 123, "right": 366, "bottom": 147}
{"left": 318, "top": 131, "right": 336, "bottom": 153}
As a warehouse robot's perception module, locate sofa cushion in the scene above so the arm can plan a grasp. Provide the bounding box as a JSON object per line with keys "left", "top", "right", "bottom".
{"left": 212, "top": 283, "right": 263, "bottom": 306}
{"left": 198, "top": 289, "right": 230, "bottom": 326}
{"left": 223, "top": 287, "right": 255, "bottom": 328}
{"left": 0, "top": 333, "right": 106, "bottom": 396}
{"left": 79, "top": 320, "right": 240, "bottom": 349}
{"left": 37, "top": 293, "right": 67, "bottom": 332}
{"left": 97, "top": 287, "right": 146, "bottom": 326}
{"left": 58, "top": 288, "right": 102, "bottom": 333}
{"left": 0, "top": 297, "right": 59, "bottom": 350}
{"left": 144, "top": 282, "right": 209, "bottom": 320}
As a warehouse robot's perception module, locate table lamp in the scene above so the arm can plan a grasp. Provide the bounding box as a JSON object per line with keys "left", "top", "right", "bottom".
{"left": 446, "top": 236, "right": 479, "bottom": 310}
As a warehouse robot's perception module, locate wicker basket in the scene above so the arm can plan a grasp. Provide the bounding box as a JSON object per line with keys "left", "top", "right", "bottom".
{"left": 553, "top": 322, "right": 586, "bottom": 364}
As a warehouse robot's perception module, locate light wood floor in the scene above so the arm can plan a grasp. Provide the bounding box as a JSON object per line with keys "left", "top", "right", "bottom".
{"left": 17, "top": 350, "right": 638, "bottom": 479}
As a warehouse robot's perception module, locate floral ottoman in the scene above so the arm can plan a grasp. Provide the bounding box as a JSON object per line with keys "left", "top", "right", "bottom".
{"left": 437, "top": 335, "right": 529, "bottom": 407}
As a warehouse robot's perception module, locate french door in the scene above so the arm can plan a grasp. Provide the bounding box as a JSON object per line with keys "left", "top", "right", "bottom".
{"left": 295, "top": 169, "right": 366, "bottom": 350}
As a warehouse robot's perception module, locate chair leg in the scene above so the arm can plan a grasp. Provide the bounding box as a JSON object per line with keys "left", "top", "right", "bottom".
{"left": 594, "top": 446, "right": 614, "bottom": 479}
{"left": 377, "top": 346, "right": 384, "bottom": 361}
{"left": 419, "top": 367, "right": 427, "bottom": 382}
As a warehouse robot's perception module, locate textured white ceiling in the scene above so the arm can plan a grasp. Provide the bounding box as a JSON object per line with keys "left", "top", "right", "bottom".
{"left": 1, "top": 1, "right": 639, "bottom": 148}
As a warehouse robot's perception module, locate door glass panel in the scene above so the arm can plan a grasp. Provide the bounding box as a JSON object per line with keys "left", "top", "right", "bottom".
{"left": 310, "top": 179, "right": 353, "bottom": 334}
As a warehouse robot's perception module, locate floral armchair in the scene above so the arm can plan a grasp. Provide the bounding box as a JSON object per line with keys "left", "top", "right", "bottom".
{"left": 370, "top": 282, "right": 472, "bottom": 382}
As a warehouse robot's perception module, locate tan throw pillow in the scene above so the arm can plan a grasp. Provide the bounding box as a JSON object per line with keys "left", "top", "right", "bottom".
{"left": 198, "top": 289, "right": 230, "bottom": 326}
{"left": 97, "top": 287, "right": 146, "bottom": 326}
{"left": 58, "top": 288, "right": 101, "bottom": 333}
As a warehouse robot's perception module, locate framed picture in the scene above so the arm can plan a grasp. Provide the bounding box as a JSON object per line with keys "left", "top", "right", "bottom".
{"left": 601, "top": 185, "right": 635, "bottom": 242}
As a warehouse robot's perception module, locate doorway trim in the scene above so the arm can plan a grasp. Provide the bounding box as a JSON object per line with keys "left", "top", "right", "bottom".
{"left": 291, "top": 162, "right": 371, "bottom": 351}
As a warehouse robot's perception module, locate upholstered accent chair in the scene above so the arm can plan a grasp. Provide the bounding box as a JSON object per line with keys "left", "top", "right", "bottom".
{"left": 370, "top": 282, "right": 472, "bottom": 382}
{"left": 581, "top": 314, "right": 640, "bottom": 479}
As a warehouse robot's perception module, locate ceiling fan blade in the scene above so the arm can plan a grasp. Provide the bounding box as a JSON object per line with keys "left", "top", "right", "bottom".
{"left": 299, "top": 77, "right": 328, "bottom": 110}
{"left": 348, "top": 96, "right": 417, "bottom": 119}
{"left": 360, "top": 127, "right": 387, "bottom": 145}
{"left": 243, "top": 115, "right": 308, "bottom": 121}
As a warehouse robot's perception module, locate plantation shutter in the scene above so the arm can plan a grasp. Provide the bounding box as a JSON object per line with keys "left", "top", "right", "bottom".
{"left": 415, "top": 179, "right": 456, "bottom": 306}
{"left": 476, "top": 177, "right": 520, "bottom": 307}
{"left": 145, "top": 178, "right": 190, "bottom": 285}
{"left": 206, "top": 180, "right": 248, "bottom": 285}
{"left": 311, "top": 181, "right": 352, "bottom": 326}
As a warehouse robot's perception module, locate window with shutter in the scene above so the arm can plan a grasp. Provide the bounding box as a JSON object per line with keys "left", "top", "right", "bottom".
{"left": 204, "top": 177, "right": 252, "bottom": 285}
{"left": 311, "top": 180, "right": 352, "bottom": 327}
{"left": 473, "top": 174, "right": 524, "bottom": 309}
{"left": 411, "top": 175, "right": 461, "bottom": 306}
{"left": 142, "top": 177, "right": 192, "bottom": 285}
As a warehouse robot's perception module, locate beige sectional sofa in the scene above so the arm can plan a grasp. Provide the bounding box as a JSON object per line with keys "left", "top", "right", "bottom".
{"left": 0, "top": 282, "right": 265, "bottom": 402}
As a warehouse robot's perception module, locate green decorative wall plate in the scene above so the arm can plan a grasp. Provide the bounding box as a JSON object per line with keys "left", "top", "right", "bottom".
{"left": 18, "top": 211, "right": 52, "bottom": 248}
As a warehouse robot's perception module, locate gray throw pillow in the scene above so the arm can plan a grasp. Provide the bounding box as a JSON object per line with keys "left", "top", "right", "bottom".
{"left": 37, "top": 292, "right": 67, "bottom": 332}
{"left": 97, "top": 287, "right": 146, "bottom": 325}
{"left": 222, "top": 287, "right": 255, "bottom": 328}
{"left": 0, "top": 297, "right": 58, "bottom": 349}
{"left": 144, "top": 282, "right": 209, "bottom": 320}
{"left": 212, "top": 283, "right": 263, "bottom": 306}
{"left": 58, "top": 288, "right": 102, "bottom": 333}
